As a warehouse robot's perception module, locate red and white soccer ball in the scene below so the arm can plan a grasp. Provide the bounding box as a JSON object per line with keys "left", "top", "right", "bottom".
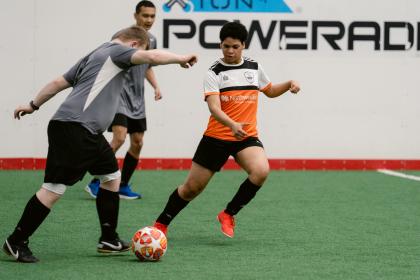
{"left": 131, "top": 226, "right": 167, "bottom": 261}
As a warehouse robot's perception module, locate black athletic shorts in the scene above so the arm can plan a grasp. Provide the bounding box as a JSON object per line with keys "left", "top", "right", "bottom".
{"left": 44, "top": 120, "right": 119, "bottom": 186}
{"left": 192, "top": 136, "right": 264, "bottom": 172}
{"left": 107, "top": 113, "right": 147, "bottom": 134}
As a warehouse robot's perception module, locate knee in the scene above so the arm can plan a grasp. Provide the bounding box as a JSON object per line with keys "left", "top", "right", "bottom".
{"left": 112, "top": 135, "right": 126, "bottom": 150}
{"left": 130, "top": 138, "right": 143, "bottom": 151}
{"left": 37, "top": 188, "right": 62, "bottom": 209}
{"left": 179, "top": 180, "right": 205, "bottom": 200}
{"left": 101, "top": 178, "right": 120, "bottom": 192}
{"left": 249, "top": 165, "right": 270, "bottom": 186}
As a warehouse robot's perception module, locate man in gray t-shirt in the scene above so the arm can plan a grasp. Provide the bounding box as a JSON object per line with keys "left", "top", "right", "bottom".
{"left": 86, "top": 1, "right": 161, "bottom": 200}
{"left": 5, "top": 26, "right": 197, "bottom": 263}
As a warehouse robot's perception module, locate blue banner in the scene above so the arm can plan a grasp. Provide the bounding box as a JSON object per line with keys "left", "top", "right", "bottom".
{"left": 163, "top": 0, "right": 292, "bottom": 13}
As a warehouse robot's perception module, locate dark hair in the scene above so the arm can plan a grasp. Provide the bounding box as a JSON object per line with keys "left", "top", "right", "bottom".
{"left": 219, "top": 22, "right": 248, "bottom": 43}
{"left": 135, "top": 0, "right": 156, "bottom": 13}
{"left": 112, "top": 26, "right": 150, "bottom": 48}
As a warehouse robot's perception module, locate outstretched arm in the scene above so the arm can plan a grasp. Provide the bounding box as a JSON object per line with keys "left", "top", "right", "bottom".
{"left": 131, "top": 49, "right": 197, "bottom": 68}
{"left": 206, "top": 95, "right": 249, "bottom": 140}
{"left": 145, "top": 67, "right": 162, "bottom": 100}
{"left": 14, "top": 76, "right": 71, "bottom": 119}
{"left": 263, "top": 80, "right": 300, "bottom": 98}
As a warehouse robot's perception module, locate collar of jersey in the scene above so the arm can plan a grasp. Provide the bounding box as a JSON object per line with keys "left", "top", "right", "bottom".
{"left": 219, "top": 57, "right": 244, "bottom": 67}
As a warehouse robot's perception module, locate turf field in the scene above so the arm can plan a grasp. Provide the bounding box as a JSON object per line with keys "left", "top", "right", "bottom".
{"left": 0, "top": 170, "right": 419, "bottom": 280}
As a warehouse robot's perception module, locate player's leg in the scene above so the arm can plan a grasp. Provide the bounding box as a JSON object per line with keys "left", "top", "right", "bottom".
{"left": 228, "top": 145, "right": 269, "bottom": 213}
{"left": 218, "top": 139, "right": 269, "bottom": 238}
{"left": 154, "top": 136, "right": 228, "bottom": 235}
{"left": 90, "top": 135, "right": 130, "bottom": 253}
{"left": 118, "top": 117, "right": 146, "bottom": 199}
{"left": 109, "top": 125, "right": 128, "bottom": 153}
{"left": 3, "top": 187, "right": 62, "bottom": 263}
{"left": 154, "top": 162, "right": 215, "bottom": 234}
{"left": 85, "top": 114, "right": 127, "bottom": 198}
{"left": 3, "top": 121, "right": 86, "bottom": 262}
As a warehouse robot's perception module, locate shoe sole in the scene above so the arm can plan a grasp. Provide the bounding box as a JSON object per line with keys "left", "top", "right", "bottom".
{"left": 216, "top": 216, "right": 234, "bottom": 238}
{"left": 119, "top": 194, "right": 141, "bottom": 200}
{"left": 84, "top": 186, "right": 97, "bottom": 199}
{"left": 97, "top": 247, "right": 130, "bottom": 254}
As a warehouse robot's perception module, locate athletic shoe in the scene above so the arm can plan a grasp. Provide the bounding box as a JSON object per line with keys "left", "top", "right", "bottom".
{"left": 217, "top": 210, "right": 235, "bottom": 238}
{"left": 97, "top": 237, "right": 130, "bottom": 253}
{"left": 3, "top": 238, "right": 39, "bottom": 263}
{"left": 85, "top": 179, "right": 100, "bottom": 198}
{"left": 153, "top": 222, "right": 168, "bottom": 236}
{"left": 119, "top": 184, "right": 142, "bottom": 200}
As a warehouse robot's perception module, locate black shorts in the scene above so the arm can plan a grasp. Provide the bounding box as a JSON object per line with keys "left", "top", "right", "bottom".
{"left": 107, "top": 113, "right": 147, "bottom": 134}
{"left": 192, "top": 136, "right": 264, "bottom": 172}
{"left": 44, "top": 120, "right": 119, "bottom": 186}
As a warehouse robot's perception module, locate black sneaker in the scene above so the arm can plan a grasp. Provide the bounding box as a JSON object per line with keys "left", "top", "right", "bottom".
{"left": 3, "top": 239, "right": 39, "bottom": 263}
{"left": 97, "top": 237, "right": 130, "bottom": 253}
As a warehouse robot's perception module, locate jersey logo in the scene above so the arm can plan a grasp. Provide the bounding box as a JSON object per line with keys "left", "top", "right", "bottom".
{"left": 83, "top": 57, "right": 122, "bottom": 111}
{"left": 244, "top": 71, "right": 255, "bottom": 84}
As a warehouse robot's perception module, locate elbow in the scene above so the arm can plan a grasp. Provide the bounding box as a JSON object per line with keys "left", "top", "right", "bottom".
{"left": 264, "top": 91, "right": 275, "bottom": 98}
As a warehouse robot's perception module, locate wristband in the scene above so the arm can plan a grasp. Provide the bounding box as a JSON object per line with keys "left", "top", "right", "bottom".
{"left": 30, "top": 100, "right": 39, "bottom": 111}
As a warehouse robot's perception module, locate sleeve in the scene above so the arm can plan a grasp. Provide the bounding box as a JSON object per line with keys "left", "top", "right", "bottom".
{"left": 258, "top": 63, "right": 272, "bottom": 94}
{"left": 203, "top": 70, "right": 220, "bottom": 99}
{"left": 110, "top": 45, "right": 137, "bottom": 69}
{"left": 62, "top": 57, "right": 87, "bottom": 86}
{"left": 148, "top": 35, "right": 157, "bottom": 68}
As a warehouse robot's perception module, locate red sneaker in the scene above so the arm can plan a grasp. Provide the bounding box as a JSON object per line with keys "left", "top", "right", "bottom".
{"left": 217, "top": 210, "right": 235, "bottom": 238}
{"left": 153, "top": 222, "right": 168, "bottom": 236}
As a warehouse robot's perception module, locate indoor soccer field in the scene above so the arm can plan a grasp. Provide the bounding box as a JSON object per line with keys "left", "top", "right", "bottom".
{"left": 0, "top": 170, "right": 418, "bottom": 280}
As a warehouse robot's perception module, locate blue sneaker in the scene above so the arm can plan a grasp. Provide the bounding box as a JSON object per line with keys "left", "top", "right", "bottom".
{"left": 119, "top": 184, "right": 141, "bottom": 200}
{"left": 85, "top": 179, "right": 100, "bottom": 198}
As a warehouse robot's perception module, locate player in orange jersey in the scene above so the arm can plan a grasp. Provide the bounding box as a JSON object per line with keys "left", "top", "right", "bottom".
{"left": 153, "top": 21, "right": 300, "bottom": 238}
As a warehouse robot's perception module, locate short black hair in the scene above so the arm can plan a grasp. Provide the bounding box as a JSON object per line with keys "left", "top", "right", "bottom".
{"left": 135, "top": 0, "right": 156, "bottom": 14}
{"left": 219, "top": 22, "right": 248, "bottom": 43}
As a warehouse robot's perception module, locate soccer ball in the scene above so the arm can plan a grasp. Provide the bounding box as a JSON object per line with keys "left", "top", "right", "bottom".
{"left": 131, "top": 226, "right": 167, "bottom": 261}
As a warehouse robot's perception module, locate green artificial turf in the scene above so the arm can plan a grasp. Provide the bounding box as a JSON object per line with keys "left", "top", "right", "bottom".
{"left": 0, "top": 170, "right": 419, "bottom": 280}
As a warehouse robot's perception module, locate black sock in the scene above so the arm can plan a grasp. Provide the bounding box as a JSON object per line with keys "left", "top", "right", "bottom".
{"left": 120, "top": 152, "right": 138, "bottom": 186}
{"left": 156, "top": 189, "right": 190, "bottom": 225}
{"left": 96, "top": 188, "right": 119, "bottom": 240}
{"left": 8, "top": 194, "right": 50, "bottom": 244}
{"left": 225, "top": 178, "right": 261, "bottom": 216}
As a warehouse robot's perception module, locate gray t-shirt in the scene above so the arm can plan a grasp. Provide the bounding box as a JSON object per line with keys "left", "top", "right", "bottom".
{"left": 52, "top": 42, "right": 137, "bottom": 134}
{"left": 117, "top": 32, "right": 157, "bottom": 119}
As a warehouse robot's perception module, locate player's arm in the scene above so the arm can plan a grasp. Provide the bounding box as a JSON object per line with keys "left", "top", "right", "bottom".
{"left": 14, "top": 76, "right": 71, "bottom": 119}
{"left": 145, "top": 67, "right": 162, "bottom": 100}
{"left": 131, "top": 49, "right": 197, "bottom": 68}
{"left": 206, "top": 95, "right": 248, "bottom": 140}
{"left": 263, "top": 80, "right": 300, "bottom": 98}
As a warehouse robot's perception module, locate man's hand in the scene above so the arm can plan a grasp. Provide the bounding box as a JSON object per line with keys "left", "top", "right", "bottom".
{"left": 231, "top": 122, "right": 251, "bottom": 140}
{"left": 154, "top": 87, "right": 162, "bottom": 101}
{"left": 180, "top": 54, "right": 198, "bottom": 68}
{"left": 289, "top": 80, "right": 300, "bottom": 94}
{"left": 14, "top": 104, "right": 35, "bottom": 120}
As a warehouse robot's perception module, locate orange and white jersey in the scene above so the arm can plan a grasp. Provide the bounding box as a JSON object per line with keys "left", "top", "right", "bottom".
{"left": 203, "top": 57, "right": 272, "bottom": 141}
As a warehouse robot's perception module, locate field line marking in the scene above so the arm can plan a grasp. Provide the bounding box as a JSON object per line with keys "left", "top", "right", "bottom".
{"left": 377, "top": 169, "right": 420, "bottom": 182}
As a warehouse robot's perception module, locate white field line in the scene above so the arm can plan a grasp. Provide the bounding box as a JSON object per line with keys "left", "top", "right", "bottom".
{"left": 377, "top": 169, "right": 420, "bottom": 182}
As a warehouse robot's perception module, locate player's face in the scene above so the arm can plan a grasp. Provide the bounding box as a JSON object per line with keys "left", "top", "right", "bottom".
{"left": 134, "top": 6, "right": 156, "bottom": 31}
{"left": 221, "top": 37, "right": 245, "bottom": 64}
